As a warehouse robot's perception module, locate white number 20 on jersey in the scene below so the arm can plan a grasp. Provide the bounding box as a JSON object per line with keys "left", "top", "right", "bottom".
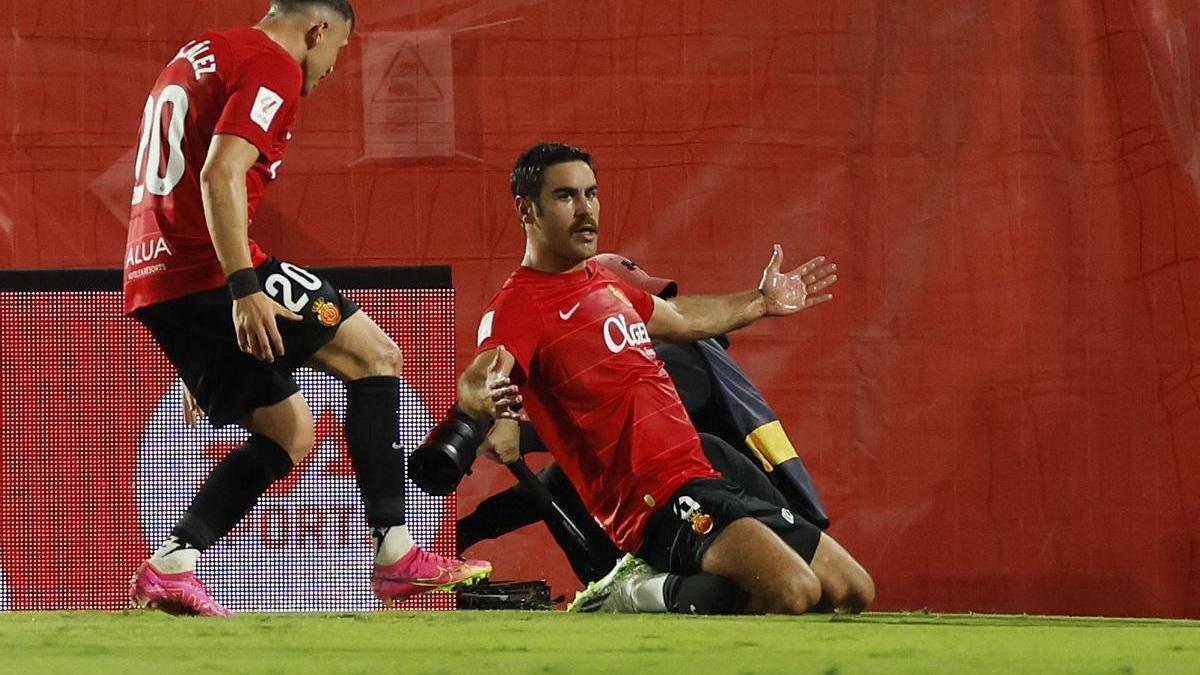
{"left": 131, "top": 85, "right": 189, "bottom": 205}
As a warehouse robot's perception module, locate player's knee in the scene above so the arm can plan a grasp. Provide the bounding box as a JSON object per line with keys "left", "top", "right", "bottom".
{"left": 802, "top": 575, "right": 823, "bottom": 610}
{"left": 276, "top": 424, "right": 315, "bottom": 464}
{"left": 826, "top": 567, "right": 875, "bottom": 613}
{"left": 283, "top": 437, "right": 314, "bottom": 464}
{"left": 845, "top": 569, "right": 875, "bottom": 612}
{"left": 362, "top": 341, "right": 403, "bottom": 377}
{"left": 779, "top": 574, "right": 821, "bottom": 614}
{"left": 243, "top": 395, "right": 315, "bottom": 464}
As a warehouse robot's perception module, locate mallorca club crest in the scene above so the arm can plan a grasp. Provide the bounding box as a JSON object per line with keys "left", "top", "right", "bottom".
{"left": 311, "top": 298, "right": 342, "bottom": 327}
{"left": 674, "top": 495, "right": 714, "bottom": 535}
{"left": 607, "top": 284, "right": 633, "bottom": 308}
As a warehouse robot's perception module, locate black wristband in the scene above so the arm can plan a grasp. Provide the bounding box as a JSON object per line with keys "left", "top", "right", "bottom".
{"left": 227, "top": 267, "right": 261, "bottom": 300}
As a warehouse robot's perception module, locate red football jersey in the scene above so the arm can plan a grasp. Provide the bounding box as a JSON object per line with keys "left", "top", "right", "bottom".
{"left": 477, "top": 261, "right": 719, "bottom": 551}
{"left": 123, "top": 27, "right": 302, "bottom": 313}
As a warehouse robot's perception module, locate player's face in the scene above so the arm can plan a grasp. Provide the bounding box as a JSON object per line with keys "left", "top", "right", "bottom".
{"left": 302, "top": 17, "right": 352, "bottom": 96}
{"left": 526, "top": 161, "right": 601, "bottom": 266}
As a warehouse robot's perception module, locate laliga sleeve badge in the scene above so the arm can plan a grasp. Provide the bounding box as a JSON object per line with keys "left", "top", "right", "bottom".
{"left": 607, "top": 284, "right": 634, "bottom": 308}
{"left": 312, "top": 298, "right": 341, "bottom": 327}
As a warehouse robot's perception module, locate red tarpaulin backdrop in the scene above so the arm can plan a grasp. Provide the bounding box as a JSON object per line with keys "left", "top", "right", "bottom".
{"left": 2, "top": 0, "right": 1199, "bottom": 617}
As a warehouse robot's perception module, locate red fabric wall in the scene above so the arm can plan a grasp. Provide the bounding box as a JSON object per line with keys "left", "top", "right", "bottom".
{"left": 2, "top": 0, "right": 1199, "bottom": 617}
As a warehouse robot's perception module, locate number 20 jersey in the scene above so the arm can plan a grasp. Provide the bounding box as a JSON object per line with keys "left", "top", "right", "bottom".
{"left": 123, "top": 27, "right": 302, "bottom": 314}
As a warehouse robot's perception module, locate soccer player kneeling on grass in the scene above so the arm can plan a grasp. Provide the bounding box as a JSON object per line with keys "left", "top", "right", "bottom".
{"left": 457, "top": 143, "right": 873, "bottom": 615}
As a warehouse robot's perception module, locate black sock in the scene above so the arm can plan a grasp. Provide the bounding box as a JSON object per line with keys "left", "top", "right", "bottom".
{"left": 456, "top": 482, "right": 543, "bottom": 553}
{"left": 662, "top": 573, "right": 748, "bottom": 615}
{"left": 172, "top": 434, "right": 293, "bottom": 550}
{"left": 345, "top": 376, "right": 406, "bottom": 527}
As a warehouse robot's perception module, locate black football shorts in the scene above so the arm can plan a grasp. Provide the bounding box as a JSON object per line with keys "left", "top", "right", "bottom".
{"left": 133, "top": 258, "right": 359, "bottom": 426}
{"left": 636, "top": 477, "right": 822, "bottom": 575}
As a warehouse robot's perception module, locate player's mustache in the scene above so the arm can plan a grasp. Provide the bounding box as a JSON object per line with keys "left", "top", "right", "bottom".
{"left": 572, "top": 217, "right": 599, "bottom": 230}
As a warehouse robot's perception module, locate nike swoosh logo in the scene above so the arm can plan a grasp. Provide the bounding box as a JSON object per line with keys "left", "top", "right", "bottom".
{"left": 559, "top": 303, "right": 581, "bottom": 320}
{"left": 411, "top": 568, "right": 453, "bottom": 585}
{"left": 376, "top": 567, "right": 452, "bottom": 586}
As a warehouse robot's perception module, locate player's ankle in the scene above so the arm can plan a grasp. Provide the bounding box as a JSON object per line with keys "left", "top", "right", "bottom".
{"left": 148, "top": 535, "right": 201, "bottom": 574}
{"left": 372, "top": 525, "right": 414, "bottom": 566}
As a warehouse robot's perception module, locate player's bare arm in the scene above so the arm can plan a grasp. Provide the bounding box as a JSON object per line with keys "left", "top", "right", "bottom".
{"left": 478, "top": 418, "right": 522, "bottom": 464}
{"left": 648, "top": 244, "right": 838, "bottom": 342}
{"left": 200, "top": 133, "right": 301, "bottom": 363}
{"left": 457, "top": 346, "right": 523, "bottom": 422}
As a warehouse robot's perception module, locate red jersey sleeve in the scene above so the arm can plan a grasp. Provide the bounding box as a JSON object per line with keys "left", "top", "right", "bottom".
{"left": 476, "top": 287, "right": 542, "bottom": 381}
{"left": 603, "top": 271, "right": 657, "bottom": 323}
{"left": 214, "top": 49, "right": 301, "bottom": 155}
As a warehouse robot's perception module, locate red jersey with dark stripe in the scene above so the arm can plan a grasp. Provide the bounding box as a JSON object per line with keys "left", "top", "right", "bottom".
{"left": 123, "top": 27, "right": 302, "bottom": 313}
{"left": 476, "top": 262, "right": 719, "bottom": 551}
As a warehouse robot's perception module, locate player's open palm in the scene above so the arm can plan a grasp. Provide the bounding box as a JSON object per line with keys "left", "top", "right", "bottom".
{"left": 233, "top": 292, "right": 302, "bottom": 363}
{"left": 759, "top": 244, "right": 838, "bottom": 316}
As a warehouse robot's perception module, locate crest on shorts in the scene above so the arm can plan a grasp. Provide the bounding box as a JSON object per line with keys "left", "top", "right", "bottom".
{"left": 607, "top": 284, "right": 633, "bottom": 308}
{"left": 674, "top": 495, "right": 714, "bottom": 535}
{"left": 312, "top": 298, "right": 341, "bottom": 327}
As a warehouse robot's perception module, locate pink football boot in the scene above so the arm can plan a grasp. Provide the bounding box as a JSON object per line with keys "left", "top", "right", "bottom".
{"left": 372, "top": 546, "right": 492, "bottom": 605}
{"left": 129, "top": 561, "right": 234, "bottom": 617}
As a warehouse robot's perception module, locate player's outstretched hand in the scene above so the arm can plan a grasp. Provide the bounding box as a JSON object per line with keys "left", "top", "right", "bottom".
{"left": 758, "top": 244, "right": 838, "bottom": 316}
{"left": 232, "top": 292, "right": 302, "bottom": 363}
{"left": 486, "top": 346, "right": 526, "bottom": 421}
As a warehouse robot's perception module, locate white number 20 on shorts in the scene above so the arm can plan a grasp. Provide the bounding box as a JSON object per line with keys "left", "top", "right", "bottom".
{"left": 264, "top": 262, "right": 323, "bottom": 313}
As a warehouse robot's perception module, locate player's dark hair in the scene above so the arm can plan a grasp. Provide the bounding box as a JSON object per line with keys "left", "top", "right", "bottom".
{"left": 510, "top": 143, "right": 594, "bottom": 202}
{"left": 271, "top": 0, "right": 356, "bottom": 27}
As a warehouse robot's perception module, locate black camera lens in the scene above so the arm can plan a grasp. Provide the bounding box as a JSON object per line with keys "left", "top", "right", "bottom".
{"left": 409, "top": 410, "right": 484, "bottom": 496}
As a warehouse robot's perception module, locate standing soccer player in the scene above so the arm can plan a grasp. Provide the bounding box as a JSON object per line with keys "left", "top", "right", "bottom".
{"left": 123, "top": 0, "right": 489, "bottom": 616}
{"left": 458, "top": 143, "right": 873, "bottom": 614}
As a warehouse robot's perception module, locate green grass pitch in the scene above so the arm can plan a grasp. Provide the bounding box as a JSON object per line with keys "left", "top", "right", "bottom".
{"left": 1, "top": 610, "right": 1197, "bottom": 674}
